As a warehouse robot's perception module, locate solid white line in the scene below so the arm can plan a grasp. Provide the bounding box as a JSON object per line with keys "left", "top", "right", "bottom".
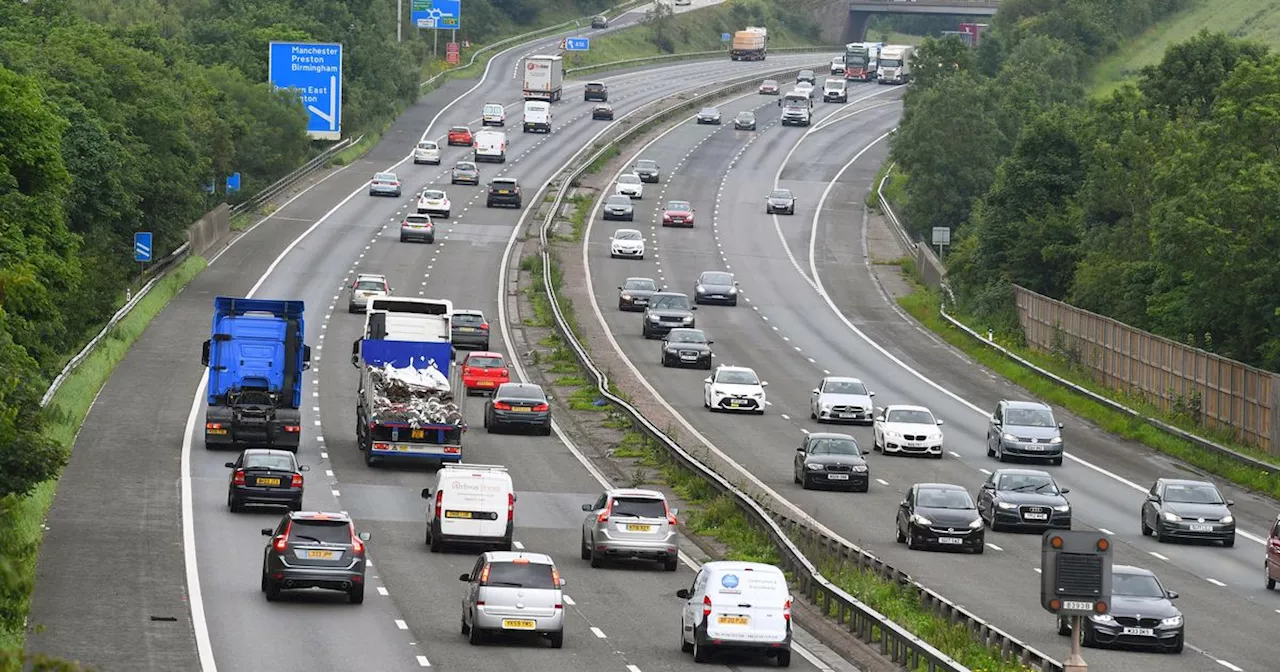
{"left": 1033, "top": 568, "right": 1042, "bottom": 574}
{"left": 948, "top": 450, "right": 961, "bottom": 458}
{"left": 416, "top": 655, "right": 432, "bottom": 667}
{"left": 395, "top": 619, "right": 409, "bottom": 630}
{"left": 1206, "top": 578, "right": 1226, "bottom": 587}
{"left": 978, "top": 468, "right": 992, "bottom": 475}
{"left": 590, "top": 626, "right": 607, "bottom": 638}
{"left": 1149, "top": 551, "right": 1169, "bottom": 561}
{"left": 1216, "top": 660, "right": 1243, "bottom": 672}
{"left": 563, "top": 594, "right": 576, "bottom": 605}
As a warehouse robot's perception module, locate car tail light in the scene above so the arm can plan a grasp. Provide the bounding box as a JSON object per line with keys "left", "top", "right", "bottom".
{"left": 784, "top": 598, "right": 792, "bottom": 622}
{"left": 597, "top": 498, "right": 613, "bottom": 523}
{"left": 205, "top": 422, "right": 223, "bottom": 430}
{"left": 284, "top": 425, "right": 301, "bottom": 433}
{"left": 702, "top": 595, "right": 712, "bottom": 617}
{"left": 507, "top": 493, "right": 515, "bottom": 521}
{"left": 232, "top": 469, "right": 245, "bottom": 486}
{"left": 480, "top": 322, "right": 489, "bottom": 330}
{"left": 435, "top": 490, "right": 444, "bottom": 519}
{"left": 499, "top": 368, "right": 509, "bottom": 377}
{"left": 462, "top": 366, "right": 472, "bottom": 376}
{"left": 478, "top": 563, "right": 491, "bottom": 584}
{"left": 291, "top": 473, "right": 304, "bottom": 488}
{"left": 273, "top": 521, "right": 290, "bottom": 552}
{"left": 493, "top": 401, "right": 512, "bottom": 411}
{"left": 351, "top": 527, "right": 365, "bottom": 554}
{"left": 532, "top": 403, "right": 549, "bottom": 412}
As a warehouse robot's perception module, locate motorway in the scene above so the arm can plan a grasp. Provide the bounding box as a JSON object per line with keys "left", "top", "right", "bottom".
{"left": 579, "top": 73, "right": 1280, "bottom": 672}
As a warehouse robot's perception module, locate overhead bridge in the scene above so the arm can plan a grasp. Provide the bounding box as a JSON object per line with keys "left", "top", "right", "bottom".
{"left": 839, "top": 0, "right": 1000, "bottom": 43}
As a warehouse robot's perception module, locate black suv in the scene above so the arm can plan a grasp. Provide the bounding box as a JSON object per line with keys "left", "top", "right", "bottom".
{"left": 591, "top": 15, "right": 608, "bottom": 29}
{"left": 641, "top": 292, "right": 696, "bottom": 339}
{"left": 486, "top": 178, "right": 522, "bottom": 208}
{"left": 260, "top": 511, "right": 371, "bottom": 603}
{"left": 584, "top": 82, "right": 609, "bottom": 102}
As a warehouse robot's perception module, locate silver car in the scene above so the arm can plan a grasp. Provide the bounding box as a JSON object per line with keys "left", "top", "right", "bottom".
{"left": 986, "top": 399, "right": 1064, "bottom": 465}
{"left": 459, "top": 551, "right": 566, "bottom": 647}
{"left": 347, "top": 273, "right": 390, "bottom": 313}
{"left": 581, "top": 488, "right": 679, "bottom": 571}
{"left": 810, "top": 376, "right": 876, "bottom": 424}
{"left": 766, "top": 188, "right": 796, "bottom": 215}
{"left": 369, "top": 171, "right": 402, "bottom": 197}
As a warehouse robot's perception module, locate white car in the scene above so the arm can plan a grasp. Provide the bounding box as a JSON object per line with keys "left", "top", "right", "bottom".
{"left": 794, "top": 81, "right": 816, "bottom": 99}
{"left": 610, "top": 228, "right": 646, "bottom": 259}
{"left": 417, "top": 189, "right": 451, "bottom": 219}
{"left": 615, "top": 173, "right": 644, "bottom": 199}
{"left": 809, "top": 376, "right": 875, "bottom": 424}
{"left": 873, "top": 405, "right": 945, "bottom": 458}
{"left": 703, "top": 365, "right": 767, "bottom": 414}
{"left": 414, "top": 140, "right": 441, "bottom": 165}
{"left": 481, "top": 102, "right": 506, "bottom": 127}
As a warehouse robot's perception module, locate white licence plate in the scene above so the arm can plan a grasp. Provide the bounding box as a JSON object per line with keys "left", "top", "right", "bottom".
{"left": 1024, "top": 513, "right": 1048, "bottom": 520}
{"left": 681, "top": 355, "right": 697, "bottom": 359}
{"left": 827, "top": 474, "right": 849, "bottom": 480}
{"left": 1122, "top": 627, "right": 1155, "bottom": 637}
{"left": 906, "top": 442, "right": 924, "bottom": 448}
{"left": 937, "top": 537, "right": 963, "bottom": 545}
{"left": 1190, "top": 524, "right": 1213, "bottom": 532}
{"left": 1026, "top": 445, "right": 1044, "bottom": 451}
{"left": 839, "top": 413, "right": 856, "bottom": 419}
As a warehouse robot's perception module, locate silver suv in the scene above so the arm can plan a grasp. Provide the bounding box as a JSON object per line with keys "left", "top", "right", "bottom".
{"left": 459, "top": 551, "right": 566, "bottom": 647}
{"left": 987, "top": 400, "right": 1064, "bottom": 465}
{"left": 581, "top": 488, "right": 679, "bottom": 571}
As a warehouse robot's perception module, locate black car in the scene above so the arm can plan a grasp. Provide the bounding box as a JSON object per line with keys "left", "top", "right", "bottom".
{"left": 694, "top": 270, "right": 738, "bottom": 306}
{"left": 695, "top": 107, "right": 721, "bottom": 125}
{"left": 226, "top": 449, "right": 308, "bottom": 512}
{"left": 260, "top": 511, "right": 371, "bottom": 603}
{"left": 793, "top": 433, "right": 869, "bottom": 492}
{"left": 486, "top": 178, "right": 521, "bottom": 208}
{"left": 896, "top": 483, "right": 984, "bottom": 553}
{"left": 618, "top": 276, "right": 659, "bottom": 311}
{"left": 591, "top": 15, "right": 608, "bottom": 28}
{"left": 977, "top": 468, "right": 1071, "bottom": 531}
{"left": 660, "top": 328, "right": 713, "bottom": 369}
{"left": 766, "top": 188, "right": 796, "bottom": 215}
{"left": 484, "top": 382, "right": 551, "bottom": 435}
{"left": 1140, "top": 478, "right": 1235, "bottom": 546}
{"left": 602, "top": 194, "right": 634, "bottom": 221}
{"left": 451, "top": 309, "right": 490, "bottom": 350}
{"left": 592, "top": 103, "right": 614, "bottom": 120}
{"left": 733, "top": 111, "right": 757, "bottom": 130}
{"left": 641, "top": 292, "right": 696, "bottom": 339}
{"left": 1057, "top": 565, "right": 1183, "bottom": 653}
{"left": 633, "top": 159, "right": 661, "bottom": 183}
{"left": 584, "top": 82, "right": 609, "bottom": 101}
{"left": 796, "top": 69, "right": 816, "bottom": 84}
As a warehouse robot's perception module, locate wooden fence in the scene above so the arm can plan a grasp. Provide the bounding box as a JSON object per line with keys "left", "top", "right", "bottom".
{"left": 1014, "top": 286, "right": 1279, "bottom": 455}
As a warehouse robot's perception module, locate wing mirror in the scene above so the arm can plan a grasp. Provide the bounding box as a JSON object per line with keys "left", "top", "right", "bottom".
{"left": 1166, "top": 590, "right": 1179, "bottom": 599}
{"left": 670, "top": 508, "right": 679, "bottom": 516}
{"left": 261, "top": 528, "right": 274, "bottom": 536}
{"left": 676, "top": 588, "right": 691, "bottom": 598}
{"left": 690, "top": 306, "right": 697, "bottom": 310}
{"left": 421, "top": 488, "right": 433, "bottom": 499}
{"left": 559, "top": 578, "right": 567, "bottom": 587}
{"left": 703, "top": 377, "right": 712, "bottom": 384}
{"left": 980, "top": 482, "right": 994, "bottom": 490}
{"left": 299, "top": 465, "right": 310, "bottom": 472}
{"left": 224, "top": 461, "right": 236, "bottom": 468}
{"left": 1226, "top": 499, "right": 1235, "bottom": 507}
{"left": 1059, "top": 487, "right": 1071, "bottom": 494}
{"left": 1057, "top": 422, "right": 1065, "bottom": 429}
{"left": 761, "top": 381, "right": 769, "bottom": 387}
{"left": 936, "top": 419, "right": 945, "bottom": 426}
{"left": 358, "top": 532, "right": 371, "bottom": 542}
{"left": 991, "top": 415, "right": 1001, "bottom": 425}
{"left": 582, "top": 503, "right": 594, "bottom": 511}
{"left": 811, "top": 388, "right": 820, "bottom": 395}
{"left": 1146, "top": 493, "right": 1160, "bottom": 502}
{"left": 706, "top": 340, "right": 714, "bottom": 345}
{"left": 459, "top": 573, "right": 471, "bottom": 582}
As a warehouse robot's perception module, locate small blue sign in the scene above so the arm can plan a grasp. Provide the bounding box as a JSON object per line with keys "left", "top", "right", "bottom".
{"left": 721, "top": 33, "right": 731, "bottom": 42}
{"left": 134, "top": 232, "right": 153, "bottom": 263}
{"left": 565, "top": 37, "right": 590, "bottom": 52}
{"left": 411, "top": 0, "right": 461, "bottom": 31}
{"left": 226, "top": 172, "right": 242, "bottom": 193}
{"left": 721, "top": 574, "right": 739, "bottom": 589}
{"left": 268, "top": 42, "right": 343, "bottom": 140}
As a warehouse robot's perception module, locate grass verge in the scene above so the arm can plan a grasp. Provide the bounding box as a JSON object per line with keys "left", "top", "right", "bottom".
{"left": 0, "top": 255, "right": 208, "bottom": 657}
{"left": 895, "top": 283, "right": 1280, "bottom": 499}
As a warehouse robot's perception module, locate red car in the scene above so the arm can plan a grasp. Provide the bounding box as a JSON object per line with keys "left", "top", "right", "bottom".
{"left": 461, "top": 351, "right": 510, "bottom": 395}
{"left": 662, "top": 200, "right": 695, "bottom": 227}
{"left": 447, "top": 126, "right": 473, "bottom": 146}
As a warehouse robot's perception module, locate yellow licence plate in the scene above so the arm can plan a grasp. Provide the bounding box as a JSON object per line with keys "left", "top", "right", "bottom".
{"left": 207, "top": 429, "right": 227, "bottom": 435}
{"left": 718, "top": 615, "right": 749, "bottom": 626}
{"left": 445, "top": 511, "right": 473, "bottom": 519}
{"left": 511, "top": 407, "right": 531, "bottom": 413}
{"left": 256, "top": 478, "right": 281, "bottom": 486}
{"left": 502, "top": 619, "right": 536, "bottom": 630}
{"left": 498, "top": 190, "right": 511, "bottom": 194}
{"left": 306, "top": 550, "right": 335, "bottom": 559}
{"left": 411, "top": 429, "right": 425, "bottom": 439}
{"left": 626, "top": 524, "right": 652, "bottom": 532}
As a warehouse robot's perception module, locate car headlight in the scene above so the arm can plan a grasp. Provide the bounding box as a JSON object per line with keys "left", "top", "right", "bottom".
{"left": 1161, "top": 615, "right": 1183, "bottom": 627}
{"left": 728, "top": 287, "right": 737, "bottom": 293}
{"left": 1050, "top": 436, "right": 1063, "bottom": 444}
{"left": 852, "top": 465, "right": 867, "bottom": 473}
{"left": 911, "top": 514, "right": 931, "bottom": 526}
{"left": 968, "top": 518, "right": 984, "bottom": 529}
{"left": 648, "top": 315, "right": 660, "bottom": 322}
{"left": 696, "top": 285, "right": 705, "bottom": 293}
{"left": 621, "top": 293, "right": 631, "bottom": 300}
{"left": 681, "top": 316, "right": 693, "bottom": 322}
{"left": 997, "top": 501, "right": 1017, "bottom": 510}
{"left": 1002, "top": 433, "right": 1018, "bottom": 442}
{"left": 1221, "top": 515, "right": 1233, "bottom": 524}
{"left": 1053, "top": 504, "right": 1071, "bottom": 512}
{"left": 1162, "top": 511, "right": 1180, "bottom": 522}
{"left": 886, "top": 431, "right": 902, "bottom": 440}
{"left": 821, "top": 404, "right": 833, "bottom": 412}
{"left": 751, "top": 392, "right": 764, "bottom": 399}
{"left": 928, "top": 433, "right": 943, "bottom": 442}
{"left": 806, "top": 463, "right": 824, "bottom": 471}
{"left": 1090, "top": 614, "right": 1115, "bottom": 624}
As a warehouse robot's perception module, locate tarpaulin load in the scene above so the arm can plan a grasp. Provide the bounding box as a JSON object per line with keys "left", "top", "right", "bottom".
{"left": 368, "top": 363, "right": 463, "bottom": 426}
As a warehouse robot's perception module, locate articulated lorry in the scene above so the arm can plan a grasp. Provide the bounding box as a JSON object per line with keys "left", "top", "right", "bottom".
{"left": 202, "top": 297, "right": 312, "bottom": 452}
{"left": 523, "top": 54, "right": 564, "bottom": 102}
{"left": 844, "top": 44, "right": 872, "bottom": 81}
{"left": 878, "top": 45, "right": 914, "bottom": 85}
{"left": 730, "top": 26, "right": 768, "bottom": 61}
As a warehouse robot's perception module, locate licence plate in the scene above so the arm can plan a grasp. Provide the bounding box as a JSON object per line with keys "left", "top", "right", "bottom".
{"left": 1024, "top": 513, "right": 1048, "bottom": 520}
{"left": 626, "top": 524, "right": 652, "bottom": 532}
{"left": 729, "top": 401, "right": 742, "bottom": 407}
{"left": 445, "top": 511, "right": 473, "bottom": 519}
{"left": 1062, "top": 601, "right": 1093, "bottom": 611}
{"left": 511, "top": 407, "right": 531, "bottom": 413}
{"left": 1026, "top": 445, "right": 1044, "bottom": 451}
{"left": 256, "top": 477, "right": 281, "bottom": 487}
{"left": 1121, "top": 627, "right": 1155, "bottom": 637}
{"left": 937, "top": 537, "right": 963, "bottom": 545}
{"left": 502, "top": 619, "right": 536, "bottom": 630}
{"left": 1190, "top": 524, "right": 1213, "bottom": 532}
{"left": 498, "top": 190, "right": 511, "bottom": 194}
{"left": 411, "top": 429, "right": 425, "bottom": 439}
{"left": 459, "top": 327, "right": 476, "bottom": 332}
{"left": 634, "top": 299, "right": 647, "bottom": 304}
{"left": 827, "top": 474, "right": 849, "bottom": 480}
{"left": 478, "top": 380, "right": 494, "bottom": 386}
{"left": 305, "top": 550, "right": 335, "bottom": 559}
{"left": 839, "top": 413, "right": 856, "bottom": 419}
{"left": 717, "top": 615, "right": 749, "bottom": 626}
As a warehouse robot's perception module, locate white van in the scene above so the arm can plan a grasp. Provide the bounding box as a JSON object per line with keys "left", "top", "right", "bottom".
{"left": 523, "top": 101, "right": 552, "bottom": 133}
{"left": 481, "top": 102, "right": 506, "bottom": 127}
{"left": 822, "top": 78, "right": 847, "bottom": 103}
{"left": 677, "top": 561, "right": 792, "bottom": 665}
{"left": 422, "top": 463, "right": 515, "bottom": 552}
{"left": 413, "top": 139, "right": 441, "bottom": 165}
{"left": 473, "top": 130, "right": 508, "bottom": 163}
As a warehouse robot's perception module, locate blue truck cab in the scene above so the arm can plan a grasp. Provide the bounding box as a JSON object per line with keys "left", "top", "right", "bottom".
{"left": 201, "top": 297, "right": 312, "bottom": 452}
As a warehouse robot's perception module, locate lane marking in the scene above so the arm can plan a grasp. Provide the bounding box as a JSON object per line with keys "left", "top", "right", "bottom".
{"left": 1033, "top": 568, "right": 1042, "bottom": 574}
{"left": 978, "top": 468, "right": 992, "bottom": 475}
{"left": 395, "top": 619, "right": 409, "bottom": 630}
{"left": 875, "top": 478, "right": 889, "bottom": 486}
{"left": 377, "top": 586, "right": 390, "bottom": 596}
{"left": 416, "top": 655, "right": 432, "bottom": 667}
{"left": 590, "top": 626, "right": 607, "bottom": 638}
{"left": 1149, "top": 551, "right": 1169, "bottom": 561}
{"left": 563, "top": 594, "right": 575, "bottom": 605}
{"left": 1206, "top": 578, "right": 1226, "bottom": 587}
{"left": 1097, "top": 528, "right": 1113, "bottom": 535}
{"left": 1216, "top": 661, "right": 1243, "bottom": 672}
{"left": 626, "top": 666, "right": 642, "bottom": 672}
{"left": 985, "top": 542, "right": 1003, "bottom": 552}
{"left": 513, "top": 540, "right": 525, "bottom": 549}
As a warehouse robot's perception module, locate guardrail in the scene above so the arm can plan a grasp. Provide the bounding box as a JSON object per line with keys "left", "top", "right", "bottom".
{"left": 565, "top": 45, "right": 843, "bottom": 76}
{"left": 228, "top": 135, "right": 361, "bottom": 218}
{"left": 521, "top": 61, "right": 1023, "bottom": 672}
{"left": 874, "top": 165, "right": 1280, "bottom": 477}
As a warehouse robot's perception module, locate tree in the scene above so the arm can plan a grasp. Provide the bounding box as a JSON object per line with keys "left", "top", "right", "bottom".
{"left": 1138, "top": 29, "right": 1271, "bottom": 119}
{"left": 908, "top": 35, "right": 975, "bottom": 90}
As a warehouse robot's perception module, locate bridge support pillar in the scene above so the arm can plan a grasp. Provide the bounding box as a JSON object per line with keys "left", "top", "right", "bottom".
{"left": 846, "top": 11, "right": 871, "bottom": 43}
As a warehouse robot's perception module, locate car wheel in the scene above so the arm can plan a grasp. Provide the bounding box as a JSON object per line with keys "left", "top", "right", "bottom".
{"left": 1223, "top": 534, "right": 1235, "bottom": 548}
{"left": 468, "top": 615, "right": 485, "bottom": 645}
{"left": 680, "top": 621, "right": 693, "bottom": 653}
{"left": 289, "top": 498, "right": 302, "bottom": 512}
{"left": 400, "top": 235, "right": 407, "bottom": 242}
{"left": 776, "top": 650, "right": 791, "bottom": 667}
{"left": 264, "top": 578, "right": 282, "bottom": 601}
{"left": 227, "top": 491, "right": 240, "bottom": 513}
{"left": 1057, "top": 617, "right": 1071, "bottom": 636}
{"left": 663, "top": 556, "right": 678, "bottom": 572}
{"left": 906, "top": 527, "right": 920, "bottom": 550}
{"left": 581, "top": 535, "right": 591, "bottom": 560}
{"left": 548, "top": 631, "right": 564, "bottom": 649}
{"left": 693, "top": 636, "right": 712, "bottom": 664}
{"left": 461, "top": 616, "right": 471, "bottom": 635}
{"left": 589, "top": 546, "right": 604, "bottom": 568}
{"left": 1266, "top": 567, "right": 1275, "bottom": 590}
{"left": 988, "top": 510, "right": 1002, "bottom": 532}
{"left": 1140, "top": 514, "right": 1152, "bottom": 536}
{"left": 895, "top": 521, "right": 906, "bottom": 543}
{"left": 1155, "top": 523, "right": 1168, "bottom": 543}
{"left": 995, "top": 443, "right": 1006, "bottom": 462}
{"left": 1170, "top": 634, "right": 1183, "bottom": 654}
{"left": 349, "top": 584, "right": 365, "bottom": 604}
{"left": 540, "top": 424, "right": 552, "bottom": 436}
{"left": 661, "top": 354, "right": 669, "bottom": 367}
{"left": 799, "top": 475, "right": 809, "bottom": 490}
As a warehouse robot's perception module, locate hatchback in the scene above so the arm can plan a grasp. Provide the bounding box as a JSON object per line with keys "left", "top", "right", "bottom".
{"left": 451, "top": 161, "right": 480, "bottom": 185}
{"left": 448, "top": 126, "right": 474, "bottom": 146}
{"left": 451, "top": 309, "right": 491, "bottom": 350}
{"left": 460, "top": 552, "right": 566, "bottom": 647}
{"left": 734, "top": 111, "right": 757, "bottom": 130}
{"left": 759, "top": 79, "right": 780, "bottom": 95}
{"left": 987, "top": 399, "right": 1064, "bottom": 465}
{"left": 461, "top": 351, "right": 510, "bottom": 395}
{"left": 414, "top": 140, "right": 441, "bottom": 165}
{"left": 696, "top": 107, "right": 721, "bottom": 125}
{"left": 260, "top": 511, "right": 371, "bottom": 603}
{"left": 226, "top": 449, "right": 308, "bottom": 512}
{"left": 581, "top": 488, "right": 680, "bottom": 570}
{"left": 603, "top": 194, "right": 635, "bottom": 221}
{"left": 484, "top": 382, "right": 551, "bottom": 435}
{"left": 592, "top": 103, "right": 614, "bottom": 120}
{"left": 347, "top": 273, "right": 389, "bottom": 313}
{"left": 399, "top": 213, "right": 435, "bottom": 243}
{"left": 693, "top": 270, "right": 737, "bottom": 305}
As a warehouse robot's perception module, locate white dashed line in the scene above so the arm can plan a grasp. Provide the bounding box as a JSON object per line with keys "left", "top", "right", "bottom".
{"left": 1098, "top": 528, "right": 1113, "bottom": 535}
{"left": 416, "top": 655, "right": 432, "bottom": 667}
{"left": 513, "top": 540, "right": 525, "bottom": 550}
{"left": 985, "top": 542, "right": 1003, "bottom": 551}
{"left": 320, "top": 452, "right": 328, "bottom": 459}
{"left": 1216, "top": 661, "right": 1243, "bottom": 672}
{"left": 875, "top": 478, "right": 889, "bottom": 486}
{"left": 1206, "top": 578, "right": 1226, "bottom": 587}
{"left": 590, "top": 626, "right": 607, "bottom": 639}
{"left": 395, "top": 619, "right": 409, "bottom": 630}
{"left": 978, "top": 468, "right": 992, "bottom": 475}
{"left": 331, "top": 489, "right": 341, "bottom": 497}
{"left": 377, "top": 586, "right": 390, "bottom": 596}
{"left": 313, "top": 420, "right": 322, "bottom": 426}
{"left": 563, "top": 594, "right": 575, "bottom": 606}
{"left": 1149, "top": 551, "right": 1169, "bottom": 561}
{"left": 626, "top": 666, "right": 642, "bottom": 672}
{"left": 325, "top": 470, "right": 334, "bottom": 477}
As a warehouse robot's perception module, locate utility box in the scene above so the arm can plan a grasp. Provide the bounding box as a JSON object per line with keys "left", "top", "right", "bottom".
{"left": 1040, "top": 531, "right": 1113, "bottom": 617}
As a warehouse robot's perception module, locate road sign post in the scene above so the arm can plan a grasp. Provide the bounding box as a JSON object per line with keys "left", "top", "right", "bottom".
{"left": 134, "top": 232, "right": 153, "bottom": 268}
{"left": 1041, "top": 531, "right": 1113, "bottom": 672}
{"left": 931, "top": 226, "right": 950, "bottom": 259}
{"left": 446, "top": 41, "right": 460, "bottom": 64}
{"left": 268, "top": 42, "right": 343, "bottom": 140}
{"left": 721, "top": 32, "right": 731, "bottom": 42}
{"left": 565, "top": 37, "right": 590, "bottom": 52}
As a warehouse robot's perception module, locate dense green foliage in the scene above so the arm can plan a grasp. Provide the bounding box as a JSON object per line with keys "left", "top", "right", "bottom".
{"left": 890, "top": 1, "right": 1280, "bottom": 371}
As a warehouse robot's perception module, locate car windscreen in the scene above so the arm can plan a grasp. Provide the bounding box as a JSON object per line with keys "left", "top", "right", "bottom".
{"left": 483, "top": 561, "right": 557, "bottom": 589}
{"left": 624, "top": 278, "right": 656, "bottom": 291}
{"left": 454, "top": 313, "right": 484, "bottom": 325}
{"left": 618, "top": 175, "right": 640, "bottom": 184}
{"left": 288, "top": 520, "right": 351, "bottom": 544}
{"left": 375, "top": 173, "right": 397, "bottom": 181}
{"left": 1112, "top": 573, "right": 1164, "bottom": 598}
{"left": 667, "top": 201, "right": 691, "bottom": 211}
{"left": 422, "top": 190, "right": 445, "bottom": 200}
{"left": 455, "top": 162, "right": 476, "bottom": 170}
{"left": 244, "top": 453, "right": 296, "bottom": 470}
{"left": 1163, "top": 483, "right": 1224, "bottom": 504}
{"left": 405, "top": 215, "right": 430, "bottom": 224}
{"left": 700, "top": 108, "right": 718, "bottom": 114}
{"left": 418, "top": 141, "right": 437, "bottom": 149}
{"left": 607, "top": 196, "right": 632, "bottom": 206}
{"left": 355, "top": 280, "right": 385, "bottom": 292}
{"left": 998, "top": 473, "right": 1057, "bottom": 493}
{"left": 717, "top": 370, "right": 759, "bottom": 385}
{"left": 610, "top": 497, "right": 666, "bottom": 518}
{"left": 667, "top": 330, "right": 705, "bottom": 344}
{"left": 700, "top": 272, "right": 732, "bottom": 285}
{"left": 498, "top": 387, "right": 546, "bottom": 403}
{"left": 809, "top": 438, "right": 860, "bottom": 456}
{"left": 737, "top": 112, "right": 754, "bottom": 119}
{"left": 825, "top": 381, "right": 867, "bottom": 395}
{"left": 881, "top": 58, "right": 902, "bottom": 67}
{"left": 635, "top": 160, "right": 656, "bottom": 170}
{"left": 467, "top": 355, "right": 504, "bottom": 368}
{"left": 614, "top": 230, "right": 641, "bottom": 240}
{"left": 886, "top": 409, "right": 933, "bottom": 424}
{"left": 650, "top": 295, "right": 689, "bottom": 310}
{"left": 451, "top": 126, "right": 469, "bottom": 133}
{"left": 1005, "top": 408, "right": 1056, "bottom": 427}
{"left": 917, "top": 489, "right": 974, "bottom": 509}
{"left": 484, "top": 105, "right": 503, "bottom": 113}
{"left": 762, "top": 80, "right": 777, "bottom": 86}
{"left": 769, "top": 190, "right": 792, "bottom": 199}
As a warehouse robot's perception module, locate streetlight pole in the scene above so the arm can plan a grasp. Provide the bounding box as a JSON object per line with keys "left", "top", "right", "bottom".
{"left": 396, "top": 0, "right": 403, "bottom": 42}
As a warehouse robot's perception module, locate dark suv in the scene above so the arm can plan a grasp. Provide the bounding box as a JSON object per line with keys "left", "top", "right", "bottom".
{"left": 584, "top": 82, "right": 609, "bottom": 102}
{"left": 260, "top": 511, "right": 371, "bottom": 603}
{"left": 641, "top": 292, "right": 696, "bottom": 339}
{"left": 486, "top": 178, "right": 522, "bottom": 208}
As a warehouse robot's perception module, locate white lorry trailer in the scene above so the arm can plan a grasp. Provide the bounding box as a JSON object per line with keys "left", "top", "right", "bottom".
{"left": 522, "top": 54, "right": 563, "bottom": 102}
{"left": 878, "top": 45, "right": 914, "bottom": 85}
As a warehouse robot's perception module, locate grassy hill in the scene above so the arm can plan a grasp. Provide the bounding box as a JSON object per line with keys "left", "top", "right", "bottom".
{"left": 1090, "top": 0, "right": 1280, "bottom": 94}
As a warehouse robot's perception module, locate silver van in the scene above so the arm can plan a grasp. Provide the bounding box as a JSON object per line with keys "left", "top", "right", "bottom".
{"left": 676, "top": 561, "right": 792, "bottom": 665}
{"left": 459, "top": 551, "right": 566, "bottom": 647}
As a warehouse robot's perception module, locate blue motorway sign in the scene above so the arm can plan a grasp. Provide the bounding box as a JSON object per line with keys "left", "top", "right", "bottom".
{"left": 565, "top": 37, "right": 590, "bottom": 51}
{"left": 721, "top": 33, "right": 731, "bottom": 42}
{"left": 411, "top": 0, "right": 461, "bottom": 30}
{"left": 134, "top": 232, "right": 153, "bottom": 263}
{"left": 268, "top": 42, "right": 343, "bottom": 140}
